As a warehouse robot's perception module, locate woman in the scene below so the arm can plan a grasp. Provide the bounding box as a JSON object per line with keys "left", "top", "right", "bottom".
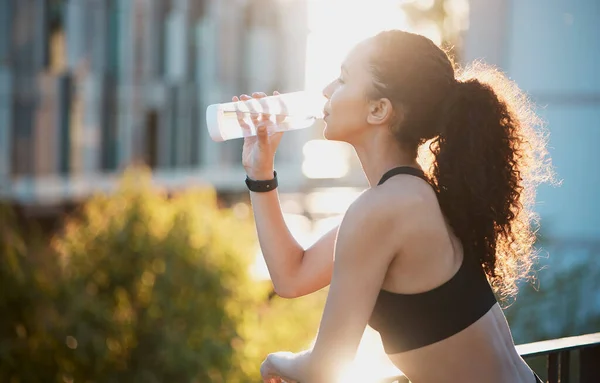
{"left": 235, "top": 30, "right": 551, "bottom": 383}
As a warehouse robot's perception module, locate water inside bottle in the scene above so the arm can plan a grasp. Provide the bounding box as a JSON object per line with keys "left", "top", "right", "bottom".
{"left": 220, "top": 110, "right": 318, "bottom": 137}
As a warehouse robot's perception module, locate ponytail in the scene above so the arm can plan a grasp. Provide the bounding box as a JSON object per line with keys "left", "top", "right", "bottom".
{"left": 428, "top": 63, "right": 554, "bottom": 300}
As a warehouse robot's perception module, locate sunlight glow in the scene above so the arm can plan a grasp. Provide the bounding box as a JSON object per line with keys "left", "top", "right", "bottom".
{"left": 304, "top": 0, "right": 410, "bottom": 93}
{"left": 412, "top": 19, "right": 442, "bottom": 46}
{"left": 305, "top": 187, "right": 362, "bottom": 215}
{"left": 302, "top": 140, "right": 352, "bottom": 179}
{"left": 337, "top": 327, "right": 403, "bottom": 383}
{"left": 408, "top": 0, "right": 435, "bottom": 11}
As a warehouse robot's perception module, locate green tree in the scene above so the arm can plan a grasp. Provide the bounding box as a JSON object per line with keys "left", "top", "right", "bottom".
{"left": 0, "top": 204, "right": 65, "bottom": 382}
{"left": 0, "top": 169, "right": 329, "bottom": 382}
{"left": 50, "top": 169, "right": 268, "bottom": 382}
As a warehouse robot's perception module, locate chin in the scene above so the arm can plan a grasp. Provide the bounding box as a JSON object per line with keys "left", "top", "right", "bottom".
{"left": 323, "top": 125, "right": 349, "bottom": 143}
{"left": 322, "top": 123, "right": 338, "bottom": 141}
{"left": 323, "top": 128, "right": 337, "bottom": 141}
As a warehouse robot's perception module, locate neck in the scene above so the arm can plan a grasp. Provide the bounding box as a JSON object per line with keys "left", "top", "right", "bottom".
{"left": 352, "top": 130, "right": 420, "bottom": 187}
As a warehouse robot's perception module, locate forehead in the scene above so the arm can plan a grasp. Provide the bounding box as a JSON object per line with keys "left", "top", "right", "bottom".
{"left": 342, "top": 38, "right": 375, "bottom": 73}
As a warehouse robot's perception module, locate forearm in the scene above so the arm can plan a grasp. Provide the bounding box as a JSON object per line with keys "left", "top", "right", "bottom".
{"left": 249, "top": 188, "right": 305, "bottom": 296}
{"left": 281, "top": 349, "right": 336, "bottom": 383}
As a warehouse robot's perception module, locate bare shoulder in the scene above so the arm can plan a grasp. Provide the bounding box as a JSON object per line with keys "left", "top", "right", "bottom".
{"left": 333, "top": 188, "right": 398, "bottom": 266}
{"left": 352, "top": 176, "right": 429, "bottom": 216}
{"left": 341, "top": 176, "right": 438, "bottom": 249}
{"left": 341, "top": 180, "right": 423, "bottom": 234}
{"left": 343, "top": 187, "right": 393, "bottom": 225}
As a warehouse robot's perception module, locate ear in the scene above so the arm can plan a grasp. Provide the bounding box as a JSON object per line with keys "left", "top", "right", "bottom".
{"left": 366, "top": 98, "right": 397, "bottom": 126}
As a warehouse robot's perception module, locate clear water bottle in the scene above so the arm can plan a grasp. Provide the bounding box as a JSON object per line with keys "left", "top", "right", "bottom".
{"left": 206, "top": 91, "right": 326, "bottom": 142}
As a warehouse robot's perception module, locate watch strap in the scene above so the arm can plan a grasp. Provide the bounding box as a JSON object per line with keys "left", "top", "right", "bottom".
{"left": 245, "top": 171, "right": 278, "bottom": 192}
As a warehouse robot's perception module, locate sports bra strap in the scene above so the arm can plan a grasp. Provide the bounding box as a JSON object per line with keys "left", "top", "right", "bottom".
{"left": 378, "top": 166, "right": 428, "bottom": 186}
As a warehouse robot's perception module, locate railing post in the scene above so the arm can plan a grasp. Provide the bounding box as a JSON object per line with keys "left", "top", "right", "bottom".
{"left": 580, "top": 345, "right": 600, "bottom": 383}
{"left": 547, "top": 351, "right": 571, "bottom": 383}
{"left": 548, "top": 352, "right": 559, "bottom": 383}
{"left": 559, "top": 351, "right": 570, "bottom": 383}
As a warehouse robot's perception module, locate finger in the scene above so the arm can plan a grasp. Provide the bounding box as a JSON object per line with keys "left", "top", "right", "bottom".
{"left": 258, "top": 94, "right": 271, "bottom": 123}
{"left": 239, "top": 94, "right": 261, "bottom": 135}
{"left": 242, "top": 94, "right": 260, "bottom": 126}
{"left": 233, "top": 97, "right": 253, "bottom": 137}
{"left": 256, "top": 124, "right": 270, "bottom": 148}
{"left": 252, "top": 92, "right": 267, "bottom": 98}
{"left": 269, "top": 131, "right": 284, "bottom": 147}
{"left": 262, "top": 373, "right": 281, "bottom": 383}
{"left": 275, "top": 93, "right": 287, "bottom": 124}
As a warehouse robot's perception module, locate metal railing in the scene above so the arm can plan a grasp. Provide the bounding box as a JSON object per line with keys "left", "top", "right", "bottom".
{"left": 381, "top": 332, "right": 600, "bottom": 383}
{"left": 518, "top": 332, "right": 600, "bottom": 383}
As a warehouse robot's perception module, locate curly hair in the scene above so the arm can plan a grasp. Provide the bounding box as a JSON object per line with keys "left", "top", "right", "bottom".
{"left": 369, "top": 30, "right": 554, "bottom": 301}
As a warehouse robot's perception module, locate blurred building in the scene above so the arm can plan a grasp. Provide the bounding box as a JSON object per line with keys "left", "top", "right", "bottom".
{"left": 0, "top": 0, "right": 313, "bottom": 206}
{"left": 5, "top": 0, "right": 597, "bottom": 244}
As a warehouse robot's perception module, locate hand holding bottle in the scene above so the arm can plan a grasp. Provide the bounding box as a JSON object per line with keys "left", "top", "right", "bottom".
{"left": 207, "top": 90, "right": 325, "bottom": 143}
{"left": 234, "top": 91, "right": 285, "bottom": 180}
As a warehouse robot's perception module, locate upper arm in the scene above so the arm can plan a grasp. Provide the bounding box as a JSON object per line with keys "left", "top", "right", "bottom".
{"left": 306, "top": 191, "right": 399, "bottom": 380}
{"left": 287, "top": 225, "right": 339, "bottom": 298}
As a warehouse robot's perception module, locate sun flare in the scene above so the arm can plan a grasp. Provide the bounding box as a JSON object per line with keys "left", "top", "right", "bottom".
{"left": 304, "top": 0, "right": 411, "bottom": 93}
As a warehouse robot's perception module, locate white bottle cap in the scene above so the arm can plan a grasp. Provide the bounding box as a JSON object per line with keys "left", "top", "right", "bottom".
{"left": 206, "top": 103, "right": 225, "bottom": 142}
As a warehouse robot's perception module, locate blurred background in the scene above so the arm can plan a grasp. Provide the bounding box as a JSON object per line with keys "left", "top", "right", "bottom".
{"left": 0, "top": 0, "right": 598, "bottom": 382}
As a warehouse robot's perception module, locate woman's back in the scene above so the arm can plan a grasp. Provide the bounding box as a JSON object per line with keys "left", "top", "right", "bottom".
{"left": 375, "top": 170, "right": 536, "bottom": 383}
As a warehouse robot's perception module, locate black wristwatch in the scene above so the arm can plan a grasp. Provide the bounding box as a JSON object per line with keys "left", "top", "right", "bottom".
{"left": 245, "top": 171, "right": 278, "bottom": 192}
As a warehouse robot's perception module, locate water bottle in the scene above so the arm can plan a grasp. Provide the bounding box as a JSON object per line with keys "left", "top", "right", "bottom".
{"left": 206, "top": 91, "right": 326, "bottom": 142}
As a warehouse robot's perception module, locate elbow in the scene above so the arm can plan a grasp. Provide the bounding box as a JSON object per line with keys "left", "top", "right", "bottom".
{"left": 272, "top": 273, "right": 306, "bottom": 299}
{"left": 272, "top": 282, "right": 302, "bottom": 299}
{"left": 270, "top": 251, "right": 308, "bottom": 298}
{"left": 271, "top": 259, "right": 306, "bottom": 299}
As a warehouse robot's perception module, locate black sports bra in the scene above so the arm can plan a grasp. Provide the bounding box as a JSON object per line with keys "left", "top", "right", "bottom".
{"left": 367, "top": 166, "right": 498, "bottom": 354}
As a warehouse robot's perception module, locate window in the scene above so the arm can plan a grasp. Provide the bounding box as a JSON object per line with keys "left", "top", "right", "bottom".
{"left": 145, "top": 110, "right": 159, "bottom": 169}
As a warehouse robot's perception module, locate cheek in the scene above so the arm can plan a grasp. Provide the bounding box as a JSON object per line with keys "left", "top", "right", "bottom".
{"left": 331, "top": 87, "right": 366, "bottom": 124}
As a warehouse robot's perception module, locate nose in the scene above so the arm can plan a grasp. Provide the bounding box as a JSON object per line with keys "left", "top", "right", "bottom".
{"left": 322, "top": 80, "right": 335, "bottom": 100}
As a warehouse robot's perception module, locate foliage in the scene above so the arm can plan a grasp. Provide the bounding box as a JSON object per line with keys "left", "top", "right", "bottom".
{"left": 0, "top": 169, "right": 326, "bottom": 382}
{"left": 0, "top": 204, "right": 66, "bottom": 382}
{"left": 50, "top": 170, "right": 262, "bottom": 382}
{"left": 251, "top": 290, "right": 328, "bottom": 356}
